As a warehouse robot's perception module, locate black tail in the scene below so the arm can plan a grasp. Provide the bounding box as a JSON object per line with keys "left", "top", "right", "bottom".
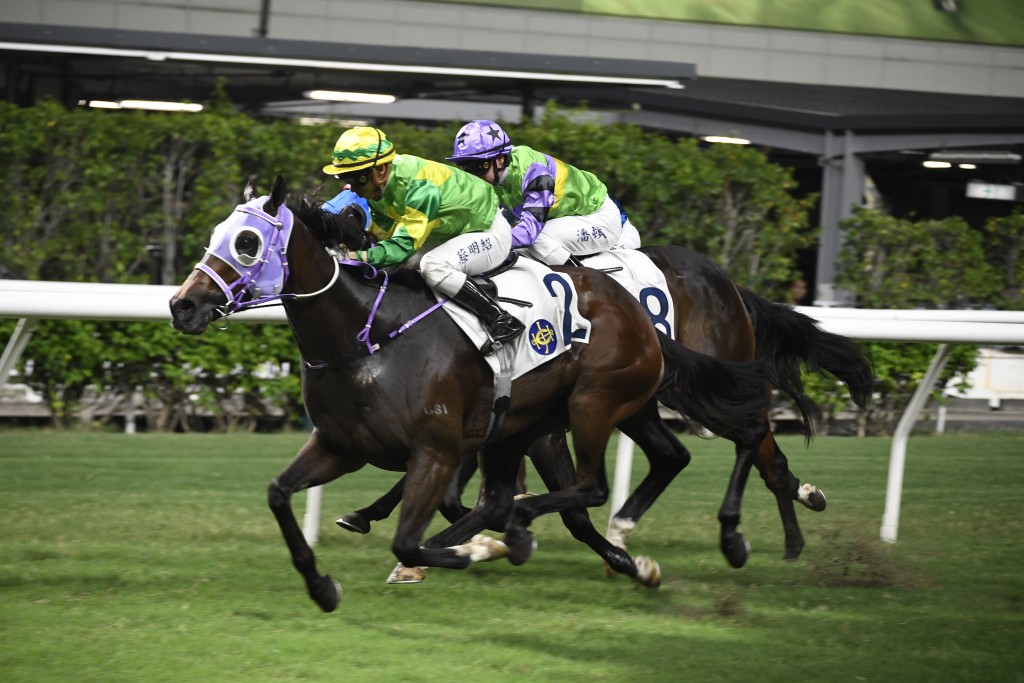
{"left": 655, "top": 332, "right": 771, "bottom": 439}
{"left": 738, "top": 287, "right": 874, "bottom": 434}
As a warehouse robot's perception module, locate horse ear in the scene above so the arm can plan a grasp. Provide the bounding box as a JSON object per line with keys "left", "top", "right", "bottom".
{"left": 243, "top": 175, "right": 259, "bottom": 202}
{"left": 268, "top": 175, "right": 288, "bottom": 212}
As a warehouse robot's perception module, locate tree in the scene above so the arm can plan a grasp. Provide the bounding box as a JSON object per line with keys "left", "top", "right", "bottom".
{"left": 834, "top": 207, "right": 1002, "bottom": 434}
{"left": 983, "top": 208, "right": 1024, "bottom": 309}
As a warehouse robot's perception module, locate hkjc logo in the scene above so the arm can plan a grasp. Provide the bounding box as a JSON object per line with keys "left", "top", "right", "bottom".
{"left": 528, "top": 319, "right": 558, "bottom": 355}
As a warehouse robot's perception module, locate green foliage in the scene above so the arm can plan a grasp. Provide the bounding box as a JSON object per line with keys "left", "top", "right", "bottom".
{"left": 2, "top": 99, "right": 1017, "bottom": 435}
{"left": 3, "top": 318, "right": 302, "bottom": 431}
{"left": 837, "top": 206, "right": 1001, "bottom": 308}
{"left": 823, "top": 207, "right": 1006, "bottom": 434}
{"left": 983, "top": 207, "right": 1024, "bottom": 308}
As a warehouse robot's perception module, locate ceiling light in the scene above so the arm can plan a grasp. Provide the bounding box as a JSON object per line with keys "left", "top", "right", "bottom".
{"left": 923, "top": 160, "right": 951, "bottom": 168}
{"left": 0, "top": 41, "right": 685, "bottom": 88}
{"left": 958, "top": 163, "right": 977, "bottom": 170}
{"left": 120, "top": 100, "right": 202, "bottom": 112}
{"left": 305, "top": 90, "right": 396, "bottom": 104}
{"left": 85, "top": 99, "right": 202, "bottom": 112}
{"left": 701, "top": 135, "right": 750, "bottom": 145}
{"left": 929, "top": 150, "right": 1022, "bottom": 165}
{"left": 297, "top": 117, "right": 370, "bottom": 127}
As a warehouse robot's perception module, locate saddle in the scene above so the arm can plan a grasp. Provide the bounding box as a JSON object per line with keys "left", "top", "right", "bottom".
{"left": 469, "top": 251, "right": 520, "bottom": 299}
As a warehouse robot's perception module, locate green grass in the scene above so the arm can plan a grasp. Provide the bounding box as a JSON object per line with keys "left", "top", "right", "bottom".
{"left": 1, "top": 430, "right": 1023, "bottom": 682}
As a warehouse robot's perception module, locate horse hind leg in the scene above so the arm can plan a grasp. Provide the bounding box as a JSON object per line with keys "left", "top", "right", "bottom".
{"left": 511, "top": 431, "right": 662, "bottom": 588}
{"left": 755, "top": 431, "right": 824, "bottom": 561}
{"left": 608, "top": 405, "right": 693, "bottom": 557}
{"left": 717, "top": 417, "right": 774, "bottom": 569}
{"left": 336, "top": 475, "right": 406, "bottom": 534}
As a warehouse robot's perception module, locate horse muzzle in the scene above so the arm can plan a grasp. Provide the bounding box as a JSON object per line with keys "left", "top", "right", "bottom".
{"left": 169, "top": 294, "right": 222, "bottom": 334}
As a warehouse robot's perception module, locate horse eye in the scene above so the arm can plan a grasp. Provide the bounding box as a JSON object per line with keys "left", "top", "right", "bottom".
{"left": 233, "top": 229, "right": 263, "bottom": 266}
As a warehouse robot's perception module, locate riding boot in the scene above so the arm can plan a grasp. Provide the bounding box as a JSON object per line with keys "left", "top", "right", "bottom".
{"left": 450, "top": 279, "right": 525, "bottom": 348}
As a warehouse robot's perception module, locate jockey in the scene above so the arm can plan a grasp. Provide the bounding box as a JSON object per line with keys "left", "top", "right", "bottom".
{"left": 447, "top": 119, "right": 638, "bottom": 266}
{"left": 322, "top": 126, "right": 524, "bottom": 348}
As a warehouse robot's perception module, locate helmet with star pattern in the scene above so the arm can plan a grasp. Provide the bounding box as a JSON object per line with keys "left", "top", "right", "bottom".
{"left": 447, "top": 120, "right": 513, "bottom": 163}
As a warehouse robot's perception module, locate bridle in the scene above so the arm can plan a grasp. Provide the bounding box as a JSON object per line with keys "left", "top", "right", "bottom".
{"left": 193, "top": 195, "right": 443, "bottom": 357}
{"left": 194, "top": 198, "right": 339, "bottom": 316}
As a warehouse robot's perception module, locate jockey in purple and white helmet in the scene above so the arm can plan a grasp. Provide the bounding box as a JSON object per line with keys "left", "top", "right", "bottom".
{"left": 448, "top": 120, "right": 638, "bottom": 266}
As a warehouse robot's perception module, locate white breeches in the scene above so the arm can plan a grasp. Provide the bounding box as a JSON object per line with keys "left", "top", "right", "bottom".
{"left": 419, "top": 209, "right": 513, "bottom": 297}
{"left": 522, "top": 196, "right": 623, "bottom": 265}
{"left": 612, "top": 218, "right": 642, "bottom": 250}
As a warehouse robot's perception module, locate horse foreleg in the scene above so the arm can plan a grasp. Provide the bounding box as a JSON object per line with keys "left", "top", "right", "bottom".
{"left": 389, "top": 440, "right": 479, "bottom": 572}
{"left": 268, "top": 433, "right": 357, "bottom": 612}
{"left": 336, "top": 475, "right": 406, "bottom": 534}
{"left": 438, "top": 449, "right": 478, "bottom": 524}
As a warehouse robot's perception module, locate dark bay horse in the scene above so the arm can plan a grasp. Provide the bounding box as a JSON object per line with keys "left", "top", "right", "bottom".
{"left": 338, "top": 246, "right": 873, "bottom": 571}
{"left": 531, "top": 246, "right": 873, "bottom": 570}
{"left": 168, "top": 176, "right": 769, "bottom": 611}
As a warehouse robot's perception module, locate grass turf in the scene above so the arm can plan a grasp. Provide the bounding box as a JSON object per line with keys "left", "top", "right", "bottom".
{"left": 1, "top": 430, "right": 1022, "bottom": 682}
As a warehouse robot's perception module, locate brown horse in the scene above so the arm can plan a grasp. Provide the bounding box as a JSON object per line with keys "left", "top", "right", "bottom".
{"left": 168, "top": 176, "right": 769, "bottom": 611}
{"left": 530, "top": 246, "right": 873, "bottom": 569}
{"left": 338, "top": 246, "right": 873, "bottom": 570}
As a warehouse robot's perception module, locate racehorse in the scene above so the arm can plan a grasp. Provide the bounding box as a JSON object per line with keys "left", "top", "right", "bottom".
{"left": 337, "top": 246, "right": 873, "bottom": 571}
{"left": 168, "top": 176, "right": 770, "bottom": 611}
{"left": 531, "top": 246, "right": 873, "bottom": 570}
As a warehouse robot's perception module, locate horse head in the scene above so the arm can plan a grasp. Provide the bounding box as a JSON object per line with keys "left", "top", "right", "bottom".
{"left": 169, "top": 175, "right": 367, "bottom": 335}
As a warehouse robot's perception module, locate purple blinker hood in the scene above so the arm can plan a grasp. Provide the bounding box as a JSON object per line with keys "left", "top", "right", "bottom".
{"left": 194, "top": 197, "right": 295, "bottom": 312}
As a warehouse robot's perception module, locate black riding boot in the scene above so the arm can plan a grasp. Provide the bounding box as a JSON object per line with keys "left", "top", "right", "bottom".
{"left": 450, "top": 279, "right": 525, "bottom": 348}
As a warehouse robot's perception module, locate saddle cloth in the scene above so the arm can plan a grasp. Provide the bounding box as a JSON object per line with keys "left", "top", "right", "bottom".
{"left": 583, "top": 250, "right": 676, "bottom": 340}
{"left": 437, "top": 256, "right": 592, "bottom": 381}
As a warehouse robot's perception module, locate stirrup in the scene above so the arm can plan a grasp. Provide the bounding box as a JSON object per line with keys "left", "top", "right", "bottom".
{"left": 480, "top": 316, "right": 524, "bottom": 354}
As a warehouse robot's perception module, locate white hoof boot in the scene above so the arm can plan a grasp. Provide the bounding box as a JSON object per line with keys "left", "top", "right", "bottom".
{"left": 798, "top": 483, "right": 827, "bottom": 511}
{"left": 634, "top": 555, "right": 662, "bottom": 589}
{"left": 456, "top": 534, "right": 509, "bottom": 562}
{"left": 386, "top": 562, "right": 426, "bottom": 584}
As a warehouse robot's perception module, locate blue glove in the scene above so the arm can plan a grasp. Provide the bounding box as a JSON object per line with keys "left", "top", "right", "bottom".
{"left": 323, "top": 189, "right": 372, "bottom": 232}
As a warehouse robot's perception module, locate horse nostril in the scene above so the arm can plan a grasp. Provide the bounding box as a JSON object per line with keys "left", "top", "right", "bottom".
{"left": 170, "top": 297, "right": 195, "bottom": 319}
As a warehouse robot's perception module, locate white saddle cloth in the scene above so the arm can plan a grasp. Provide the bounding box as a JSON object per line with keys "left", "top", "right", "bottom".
{"left": 581, "top": 250, "right": 676, "bottom": 340}
{"left": 438, "top": 257, "right": 592, "bottom": 381}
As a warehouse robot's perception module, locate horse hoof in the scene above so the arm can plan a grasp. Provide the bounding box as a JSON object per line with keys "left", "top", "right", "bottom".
{"left": 336, "top": 513, "right": 371, "bottom": 534}
{"left": 782, "top": 537, "right": 805, "bottom": 562}
{"left": 386, "top": 563, "right": 427, "bottom": 584}
{"left": 603, "top": 562, "right": 618, "bottom": 579}
{"left": 633, "top": 556, "right": 662, "bottom": 588}
{"left": 798, "top": 484, "right": 827, "bottom": 512}
{"left": 312, "top": 575, "right": 342, "bottom": 612}
{"left": 722, "top": 535, "right": 751, "bottom": 569}
{"left": 505, "top": 533, "right": 537, "bottom": 566}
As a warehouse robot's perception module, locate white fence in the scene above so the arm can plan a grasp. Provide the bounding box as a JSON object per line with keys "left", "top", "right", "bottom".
{"left": 2, "top": 280, "right": 1023, "bottom": 546}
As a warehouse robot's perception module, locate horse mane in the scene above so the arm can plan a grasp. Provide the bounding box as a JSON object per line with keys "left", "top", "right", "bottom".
{"left": 288, "top": 193, "right": 432, "bottom": 295}
{"left": 289, "top": 194, "right": 366, "bottom": 252}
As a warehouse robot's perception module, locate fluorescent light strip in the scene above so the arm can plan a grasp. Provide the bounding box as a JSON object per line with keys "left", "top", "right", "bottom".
{"left": 86, "top": 99, "right": 202, "bottom": 112}
{"left": 305, "top": 90, "right": 396, "bottom": 104}
{"left": 702, "top": 135, "right": 750, "bottom": 145}
{"left": 0, "top": 41, "right": 685, "bottom": 88}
